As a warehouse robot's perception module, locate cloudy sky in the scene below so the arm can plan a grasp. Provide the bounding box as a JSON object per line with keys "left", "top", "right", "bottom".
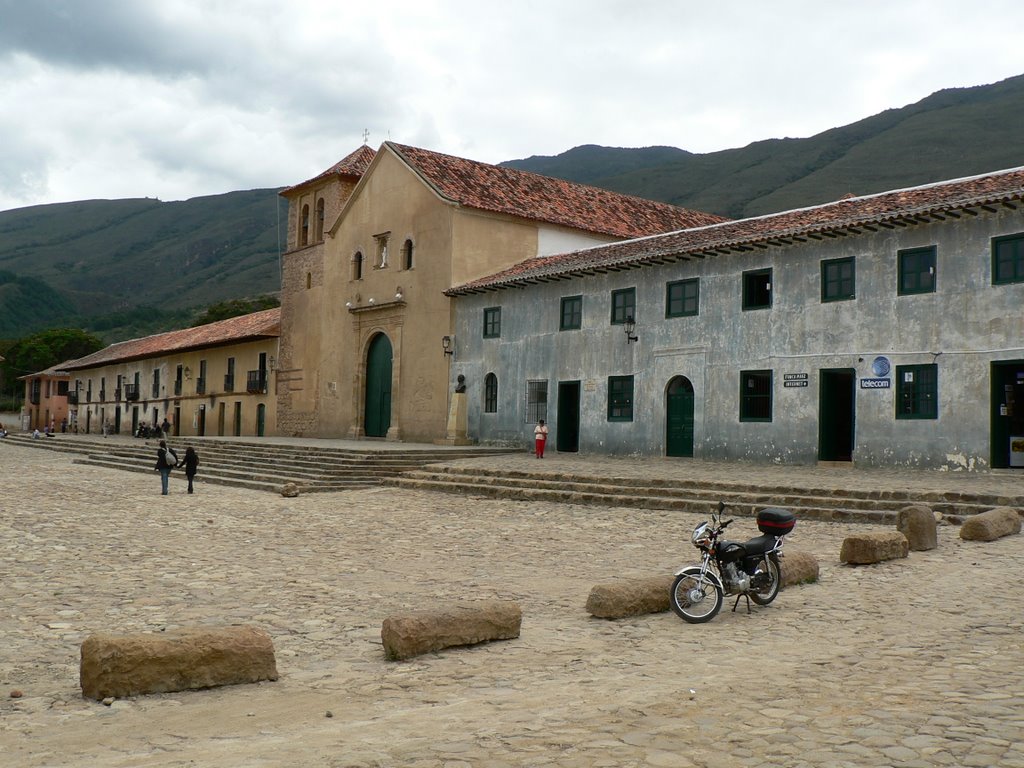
{"left": 1, "top": 0, "right": 1023, "bottom": 212}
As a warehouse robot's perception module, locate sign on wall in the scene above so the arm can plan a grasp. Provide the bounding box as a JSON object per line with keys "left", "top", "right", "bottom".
{"left": 862, "top": 355, "right": 892, "bottom": 389}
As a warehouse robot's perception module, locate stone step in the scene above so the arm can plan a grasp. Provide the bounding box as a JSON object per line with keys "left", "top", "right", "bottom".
{"left": 418, "top": 465, "right": 1014, "bottom": 508}
{"left": 3, "top": 433, "right": 513, "bottom": 493}
{"left": 78, "top": 447, "right": 434, "bottom": 477}
{"left": 385, "top": 463, "right": 1008, "bottom": 520}
{"left": 73, "top": 457, "right": 380, "bottom": 493}
{"left": 3, "top": 433, "right": 501, "bottom": 463}
{"left": 383, "top": 475, "right": 897, "bottom": 524}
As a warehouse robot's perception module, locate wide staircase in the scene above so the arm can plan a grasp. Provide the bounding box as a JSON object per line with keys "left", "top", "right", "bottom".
{"left": 7, "top": 434, "right": 1016, "bottom": 520}
{"left": 382, "top": 463, "right": 1019, "bottom": 523}
{"left": 1, "top": 433, "right": 515, "bottom": 493}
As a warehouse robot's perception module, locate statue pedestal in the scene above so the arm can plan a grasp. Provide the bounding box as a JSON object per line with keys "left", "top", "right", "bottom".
{"left": 434, "top": 392, "right": 474, "bottom": 445}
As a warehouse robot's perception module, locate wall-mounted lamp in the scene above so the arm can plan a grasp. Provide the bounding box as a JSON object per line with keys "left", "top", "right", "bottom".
{"left": 269, "top": 355, "right": 277, "bottom": 372}
{"left": 442, "top": 335, "right": 454, "bottom": 356}
{"left": 624, "top": 316, "right": 639, "bottom": 344}
{"left": 345, "top": 301, "right": 353, "bottom": 308}
{"left": 183, "top": 366, "right": 192, "bottom": 380}
{"left": 395, "top": 286, "right": 404, "bottom": 300}
{"left": 368, "top": 297, "right": 375, "bottom": 305}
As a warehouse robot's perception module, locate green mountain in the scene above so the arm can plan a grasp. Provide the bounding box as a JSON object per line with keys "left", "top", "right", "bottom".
{"left": 0, "top": 190, "right": 285, "bottom": 340}
{"left": 503, "top": 74, "right": 1024, "bottom": 219}
{"left": 2, "top": 73, "right": 1022, "bottom": 342}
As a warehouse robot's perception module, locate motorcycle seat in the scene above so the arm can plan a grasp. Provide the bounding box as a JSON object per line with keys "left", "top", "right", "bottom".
{"left": 740, "top": 534, "right": 779, "bottom": 556}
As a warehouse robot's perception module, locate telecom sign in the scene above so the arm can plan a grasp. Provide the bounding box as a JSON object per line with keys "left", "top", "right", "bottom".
{"left": 860, "top": 378, "right": 891, "bottom": 389}
{"left": 783, "top": 373, "right": 809, "bottom": 388}
{"left": 862, "top": 355, "right": 892, "bottom": 389}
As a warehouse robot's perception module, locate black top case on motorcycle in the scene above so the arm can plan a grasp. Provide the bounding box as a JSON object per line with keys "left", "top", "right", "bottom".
{"left": 756, "top": 507, "right": 796, "bottom": 536}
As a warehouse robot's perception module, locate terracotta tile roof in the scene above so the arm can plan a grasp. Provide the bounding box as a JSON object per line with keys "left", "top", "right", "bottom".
{"left": 448, "top": 167, "right": 1024, "bottom": 295}
{"left": 281, "top": 145, "right": 377, "bottom": 195}
{"left": 387, "top": 142, "right": 727, "bottom": 239}
{"left": 62, "top": 308, "right": 281, "bottom": 371}
{"left": 18, "top": 360, "right": 75, "bottom": 380}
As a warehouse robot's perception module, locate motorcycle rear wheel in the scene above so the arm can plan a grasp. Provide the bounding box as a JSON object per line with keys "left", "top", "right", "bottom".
{"left": 749, "top": 555, "right": 781, "bottom": 605}
{"left": 670, "top": 569, "right": 723, "bottom": 623}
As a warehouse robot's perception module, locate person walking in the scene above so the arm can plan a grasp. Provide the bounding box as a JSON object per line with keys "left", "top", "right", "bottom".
{"left": 179, "top": 446, "right": 199, "bottom": 494}
{"left": 534, "top": 419, "right": 549, "bottom": 459}
{"left": 154, "top": 439, "right": 178, "bottom": 495}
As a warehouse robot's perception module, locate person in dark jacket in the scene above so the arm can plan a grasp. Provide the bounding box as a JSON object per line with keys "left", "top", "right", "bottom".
{"left": 154, "top": 440, "right": 177, "bottom": 495}
{"left": 179, "top": 446, "right": 199, "bottom": 494}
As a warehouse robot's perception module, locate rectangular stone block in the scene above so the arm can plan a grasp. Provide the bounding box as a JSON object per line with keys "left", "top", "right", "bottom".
{"left": 585, "top": 575, "right": 674, "bottom": 618}
{"left": 960, "top": 507, "right": 1022, "bottom": 541}
{"left": 80, "top": 625, "right": 278, "bottom": 700}
{"left": 381, "top": 600, "right": 521, "bottom": 661}
{"left": 779, "top": 549, "right": 819, "bottom": 586}
{"left": 840, "top": 531, "right": 909, "bottom": 564}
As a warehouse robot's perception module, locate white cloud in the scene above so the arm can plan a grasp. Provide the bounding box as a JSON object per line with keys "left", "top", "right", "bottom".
{"left": 1, "top": 0, "right": 1023, "bottom": 211}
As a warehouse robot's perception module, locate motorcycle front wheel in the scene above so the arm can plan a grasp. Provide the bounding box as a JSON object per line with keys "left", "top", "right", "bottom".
{"left": 748, "top": 555, "right": 781, "bottom": 605}
{"left": 670, "top": 568, "right": 723, "bottom": 623}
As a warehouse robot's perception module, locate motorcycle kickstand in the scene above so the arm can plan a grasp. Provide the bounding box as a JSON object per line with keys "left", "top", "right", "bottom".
{"left": 732, "top": 593, "right": 753, "bottom": 614}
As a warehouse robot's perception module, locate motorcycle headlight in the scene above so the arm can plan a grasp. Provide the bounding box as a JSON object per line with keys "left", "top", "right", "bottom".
{"left": 691, "top": 522, "right": 712, "bottom": 548}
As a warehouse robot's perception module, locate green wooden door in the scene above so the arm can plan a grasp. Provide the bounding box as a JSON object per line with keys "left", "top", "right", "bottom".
{"left": 666, "top": 377, "right": 695, "bottom": 457}
{"left": 364, "top": 334, "right": 393, "bottom": 437}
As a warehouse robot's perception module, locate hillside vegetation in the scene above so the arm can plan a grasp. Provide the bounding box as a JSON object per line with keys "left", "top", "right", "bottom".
{"left": 0, "top": 190, "right": 284, "bottom": 340}
{"left": 503, "top": 74, "right": 1024, "bottom": 218}
{"left": 2, "top": 74, "right": 1022, "bottom": 341}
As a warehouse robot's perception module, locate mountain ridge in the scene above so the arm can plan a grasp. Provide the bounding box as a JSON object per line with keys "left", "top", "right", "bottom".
{"left": 2, "top": 73, "right": 1023, "bottom": 341}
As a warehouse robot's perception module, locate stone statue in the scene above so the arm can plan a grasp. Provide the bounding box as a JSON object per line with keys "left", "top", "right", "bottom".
{"left": 455, "top": 374, "right": 466, "bottom": 393}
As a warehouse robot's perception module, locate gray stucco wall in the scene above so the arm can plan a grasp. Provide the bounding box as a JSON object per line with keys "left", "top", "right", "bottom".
{"left": 451, "top": 206, "right": 1024, "bottom": 469}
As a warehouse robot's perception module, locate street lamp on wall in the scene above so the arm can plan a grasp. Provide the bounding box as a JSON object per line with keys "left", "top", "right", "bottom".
{"left": 624, "top": 316, "right": 638, "bottom": 344}
{"left": 442, "top": 335, "right": 454, "bottom": 356}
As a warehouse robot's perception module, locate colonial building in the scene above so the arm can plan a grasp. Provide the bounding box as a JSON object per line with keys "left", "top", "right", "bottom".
{"left": 447, "top": 167, "right": 1024, "bottom": 471}
{"left": 276, "top": 142, "right": 724, "bottom": 441}
{"left": 19, "top": 361, "right": 72, "bottom": 431}
{"left": 61, "top": 309, "right": 280, "bottom": 437}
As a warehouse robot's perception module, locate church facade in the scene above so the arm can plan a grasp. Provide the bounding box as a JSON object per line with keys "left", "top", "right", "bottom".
{"left": 447, "top": 168, "right": 1024, "bottom": 470}
{"left": 275, "top": 142, "right": 724, "bottom": 442}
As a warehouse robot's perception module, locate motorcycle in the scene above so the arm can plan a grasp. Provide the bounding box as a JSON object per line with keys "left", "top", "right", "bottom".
{"left": 670, "top": 501, "right": 796, "bottom": 623}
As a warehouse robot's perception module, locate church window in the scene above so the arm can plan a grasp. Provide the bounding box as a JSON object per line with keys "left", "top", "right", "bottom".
{"left": 315, "top": 198, "right": 325, "bottom": 242}
{"left": 993, "top": 233, "right": 1024, "bottom": 284}
{"left": 896, "top": 364, "right": 938, "bottom": 420}
{"left": 484, "top": 373, "right": 498, "bottom": 413}
{"left": 607, "top": 376, "right": 634, "bottom": 421}
{"left": 300, "top": 204, "right": 310, "bottom": 246}
{"left": 666, "top": 279, "right": 699, "bottom": 317}
{"left": 740, "top": 370, "right": 773, "bottom": 422}
{"left": 742, "top": 269, "right": 772, "bottom": 310}
{"left": 483, "top": 307, "right": 501, "bottom": 338}
{"left": 560, "top": 295, "right": 582, "bottom": 330}
{"left": 402, "top": 239, "right": 414, "bottom": 270}
{"left": 352, "top": 251, "right": 363, "bottom": 281}
{"left": 526, "top": 380, "right": 547, "bottom": 423}
{"left": 821, "top": 257, "right": 855, "bottom": 302}
{"left": 898, "top": 246, "right": 936, "bottom": 295}
{"left": 610, "top": 288, "right": 635, "bottom": 325}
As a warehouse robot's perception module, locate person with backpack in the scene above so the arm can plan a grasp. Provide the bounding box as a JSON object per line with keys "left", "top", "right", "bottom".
{"left": 154, "top": 439, "right": 178, "bottom": 495}
{"left": 178, "top": 446, "right": 199, "bottom": 494}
